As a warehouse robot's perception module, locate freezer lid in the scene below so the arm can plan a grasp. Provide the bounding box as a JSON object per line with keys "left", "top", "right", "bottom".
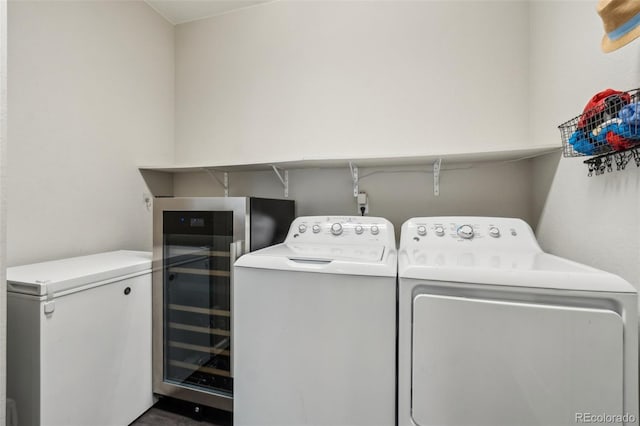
{"left": 7, "top": 250, "right": 152, "bottom": 297}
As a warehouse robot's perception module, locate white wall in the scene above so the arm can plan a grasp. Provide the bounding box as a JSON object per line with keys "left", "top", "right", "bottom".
{"left": 173, "top": 161, "right": 537, "bottom": 236}
{"left": 175, "top": 0, "right": 530, "bottom": 165}
{"left": 531, "top": 150, "right": 560, "bottom": 227}
{"left": 8, "top": 1, "right": 175, "bottom": 266}
{"left": 530, "top": 1, "right": 640, "bottom": 288}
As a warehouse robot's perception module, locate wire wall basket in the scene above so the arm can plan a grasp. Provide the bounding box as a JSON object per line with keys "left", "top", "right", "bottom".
{"left": 558, "top": 88, "right": 640, "bottom": 176}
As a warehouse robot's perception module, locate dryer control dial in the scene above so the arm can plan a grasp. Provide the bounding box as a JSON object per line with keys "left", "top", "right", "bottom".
{"left": 298, "top": 224, "right": 307, "bottom": 233}
{"left": 435, "top": 226, "right": 445, "bottom": 237}
{"left": 417, "top": 226, "right": 427, "bottom": 236}
{"left": 331, "top": 223, "right": 343, "bottom": 236}
{"left": 457, "top": 225, "right": 474, "bottom": 239}
{"left": 489, "top": 227, "right": 500, "bottom": 238}
{"left": 312, "top": 224, "right": 321, "bottom": 234}
{"left": 355, "top": 225, "right": 364, "bottom": 235}
{"left": 371, "top": 225, "right": 380, "bottom": 235}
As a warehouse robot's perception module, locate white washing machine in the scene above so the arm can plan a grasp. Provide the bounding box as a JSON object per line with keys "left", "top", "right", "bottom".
{"left": 398, "top": 217, "right": 639, "bottom": 426}
{"left": 233, "top": 216, "right": 397, "bottom": 426}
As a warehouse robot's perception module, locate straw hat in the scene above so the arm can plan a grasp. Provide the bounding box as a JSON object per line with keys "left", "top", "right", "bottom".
{"left": 598, "top": 0, "right": 640, "bottom": 52}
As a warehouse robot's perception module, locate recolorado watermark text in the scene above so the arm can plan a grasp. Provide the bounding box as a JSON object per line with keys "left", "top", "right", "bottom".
{"left": 575, "top": 413, "right": 636, "bottom": 424}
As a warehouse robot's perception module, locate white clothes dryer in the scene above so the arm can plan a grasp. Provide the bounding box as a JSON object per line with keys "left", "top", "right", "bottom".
{"left": 234, "top": 216, "right": 397, "bottom": 426}
{"left": 398, "top": 217, "right": 638, "bottom": 426}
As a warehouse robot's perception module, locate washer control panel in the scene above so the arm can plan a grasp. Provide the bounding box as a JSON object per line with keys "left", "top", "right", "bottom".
{"left": 401, "top": 217, "right": 539, "bottom": 251}
{"left": 286, "top": 216, "right": 395, "bottom": 245}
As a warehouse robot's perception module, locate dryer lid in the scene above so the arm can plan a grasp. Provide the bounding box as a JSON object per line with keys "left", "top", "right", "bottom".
{"left": 399, "top": 248, "right": 636, "bottom": 293}
{"left": 7, "top": 250, "right": 152, "bottom": 297}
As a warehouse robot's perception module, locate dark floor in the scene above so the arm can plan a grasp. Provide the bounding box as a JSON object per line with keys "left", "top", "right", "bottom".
{"left": 131, "top": 398, "right": 232, "bottom": 426}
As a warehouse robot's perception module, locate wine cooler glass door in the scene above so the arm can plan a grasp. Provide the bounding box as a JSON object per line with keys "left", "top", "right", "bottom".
{"left": 163, "top": 210, "right": 233, "bottom": 396}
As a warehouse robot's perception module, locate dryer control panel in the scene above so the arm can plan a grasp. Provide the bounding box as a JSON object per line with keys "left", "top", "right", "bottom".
{"left": 286, "top": 216, "right": 395, "bottom": 246}
{"left": 401, "top": 217, "right": 540, "bottom": 251}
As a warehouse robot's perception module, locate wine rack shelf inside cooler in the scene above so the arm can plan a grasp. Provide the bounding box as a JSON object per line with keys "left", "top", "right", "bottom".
{"left": 169, "top": 360, "right": 231, "bottom": 378}
{"left": 169, "top": 267, "right": 230, "bottom": 277}
{"left": 169, "top": 303, "right": 230, "bottom": 317}
{"left": 169, "top": 340, "right": 230, "bottom": 356}
{"left": 169, "top": 322, "right": 231, "bottom": 337}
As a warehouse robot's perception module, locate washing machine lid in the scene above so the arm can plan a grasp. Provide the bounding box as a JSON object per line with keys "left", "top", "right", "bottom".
{"left": 399, "top": 248, "right": 636, "bottom": 293}
{"left": 7, "top": 250, "right": 152, "bottom": 297}
{"left": 235, "top": 243, "right": 396, "bottom": 277}
{"left": 267, "top": 242, "right": 385, "bottom": 262}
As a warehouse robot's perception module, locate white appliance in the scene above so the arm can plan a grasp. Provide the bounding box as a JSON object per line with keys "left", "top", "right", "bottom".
{"left": 7, "top": 250, "right": 154, "bottom": 426}
{"left": 233, "top": 216, "right": 397, "bottom": 426}
{"left": 398, "top": 217, "right": 639, "bottom": 426}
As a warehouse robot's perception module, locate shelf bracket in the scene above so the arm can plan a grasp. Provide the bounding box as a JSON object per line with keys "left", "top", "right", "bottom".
{"left": 349, "top": 161, "right": 358, "bottom": 197}
{"left": 203, "top": 168, "right": 229, "bottom": 197}
{"left": 271, "top": 165, "right": 289, "bottom": 197}
{"left": 433, "top": 158, "right": 442, "bottom": 196}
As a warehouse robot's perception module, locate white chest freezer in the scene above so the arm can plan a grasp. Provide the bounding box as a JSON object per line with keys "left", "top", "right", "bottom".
{"left": 7, "top": 250, "right": 154, "bottom": 426}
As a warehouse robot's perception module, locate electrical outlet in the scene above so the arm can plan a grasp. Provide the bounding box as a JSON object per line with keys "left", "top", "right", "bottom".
{"left": 143, "top": 192, "right": 152, "bottom": 211}
{"left": 357, "top": 192, "right": 369, "bottom": 216}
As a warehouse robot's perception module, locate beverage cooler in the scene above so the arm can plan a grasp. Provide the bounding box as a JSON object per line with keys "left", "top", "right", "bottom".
{"left": 153, "top": 197, "right": 295, "bottom": 411}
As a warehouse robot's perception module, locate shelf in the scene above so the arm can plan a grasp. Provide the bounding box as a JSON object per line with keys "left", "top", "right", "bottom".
{"left": 169, "top": 322, "right": 231, "bottom": 337}
{"left": 169, "top": 360, "right": 231, "bottom": 377}
{"left": 169, "top": 304, "right": 230, "bottom": 317}
{"left": 139, "top": 146, "right": 561, "bottom": 197}
{"left": 169, "top": 267, "right": 230, "bottom": 277}
{"left": 168, "top": 340, "right": 230, "bottom": 356}
{"left": 139, "top": 145, "right": 560, "bottom": 174}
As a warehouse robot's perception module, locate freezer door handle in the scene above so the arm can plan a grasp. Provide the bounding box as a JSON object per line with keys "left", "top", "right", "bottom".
{"left": 8, "top": 279, "right": 51, "bottom": 296}
{"left": 8, "top": 282, "right": 41, "bottom": 295}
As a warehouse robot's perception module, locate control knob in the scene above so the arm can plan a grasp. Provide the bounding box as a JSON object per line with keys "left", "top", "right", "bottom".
{"left": 370, "top": 225, "right": 380, "bottom": 235}
{"left": 435, "top": 226, "right": 445, "bottom": 237}
{"left": 417, "top": 225, "right": 427, "bottom": 236}
{"left": 331, "top": 223, "right": 343, "bottom": 236}
{"left": 457, "top": 225, "right": 474, "bottom": 239}
{"left": 489, "top": 227, "right": 500, "bottom": 238}
{"left": 298, "top": 224, "right": 307, "bottom": 233}
{"left": 312, "top": 224, "right": 321, "bottom": 234}
{"left": 355, "top": 225, "right": 364, "bottom": 235}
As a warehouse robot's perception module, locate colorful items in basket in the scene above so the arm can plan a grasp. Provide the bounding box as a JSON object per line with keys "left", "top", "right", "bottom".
{"left": 619, "top": 103, "right": 640, "bottom": 127}
{"left": 570, "top": 89, "right": 640, "bottom": 155}
{"left": 569, "top": 130, "right": 598, "bottom": 155}
{"left": 577, "top": 89, "right": 630, "bottom": 133}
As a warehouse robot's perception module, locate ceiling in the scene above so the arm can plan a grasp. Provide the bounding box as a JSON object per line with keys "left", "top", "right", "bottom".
{"left": 145, "top": 0, "right": 271, "bottom": 25}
